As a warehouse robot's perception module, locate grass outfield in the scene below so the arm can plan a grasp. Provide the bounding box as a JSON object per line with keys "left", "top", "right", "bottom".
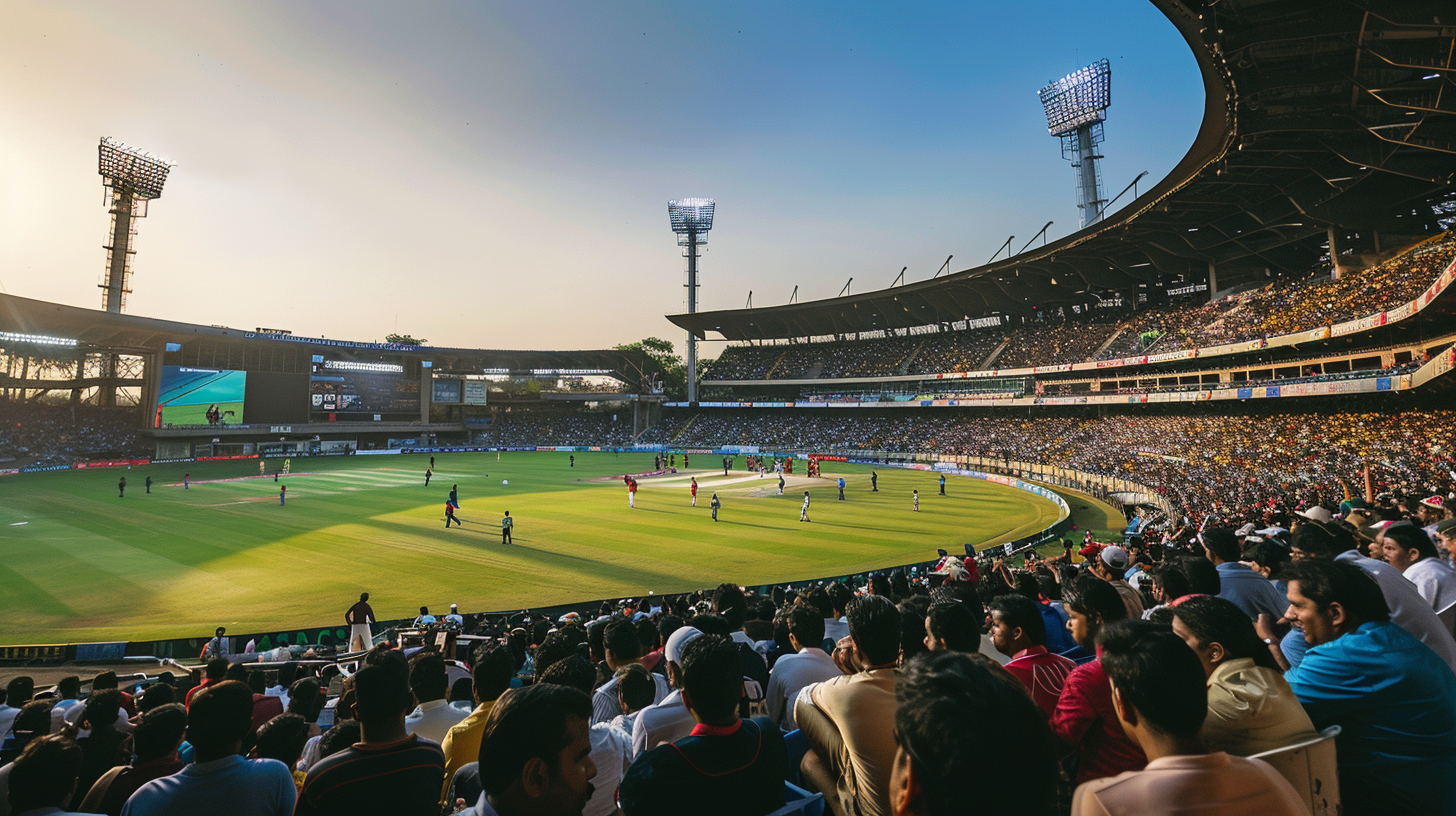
{"left": 0, "top": 452, "right": 1063, "bottom": 645}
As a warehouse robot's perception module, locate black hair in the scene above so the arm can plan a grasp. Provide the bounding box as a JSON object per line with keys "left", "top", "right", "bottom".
{"left": 1283, "top": 559, "right": 1391, "bottom": 625}
{"left": 679, "top": 634, "right": 742, "bottom": 724}
{"left": 247, "top": 671, "right": 266, "bottom": 695}
{"left": 799, "top": 586, "right": 834, "bottom": 619}
{"left": 926, "top": 602, "right": 981, "bottom": 652}
{"left": 1200, "top": 527, "right": 1241, "bottom": 563}
{"left": 657, "top": 614, "right": 685, "bottom": 645}
{"left": 138, "top": 682, "right": 176, "bottom": 713}
{"left": 534, "top": 631, "right": 580, "bottom": 676}
{"left": 847, "top": 595, "right": 902, "bottom": 666}
{"left": 477, "top": 684, "right": 593, "bottom": 796}
{"left": 895, "top": 652, "right": 1057, "bottom": 816}
{"left": 408, "top": 651, "right": 449, "bottom": 704}
{"left": 12, "top": 701, "right": 52, "bottom": 741}
{"left": 6, "top": 734, "right": 83, "bottom": 812}
{"left": 353, "top": 655, "right": 413, "bottom": 725}
{"left": 133, "top": 703, "right": 188, "bottom": 760}
{"left": 987, "top": 593, "right": 1048, "bottom": 647}
{"left": 1064, "top": 576, "right": 1127, "bottom": 625}
{"left": 891, "top": 571, "right": 912, "bottom": 600}
{"left": 634, "top": 618, "right": 660, "bottom": 653}
{"left": 686, "top": 614, "right": 731, "bottom": 637}
{"left": 615, "top": 664, "right": 657, "bottom": 713}
{"left": 827, "top": 582, "right": 853, "bottom": 616}
{"left": 287, "top": 678, "right": 323, "bottom": 722}
{"left": 537, "top": 655, "right": 596, "bottom": 696}
{"left": 253, "top": 712, "right": 309, "bottom": 767}
{"left": 449, "top": 677, "right": 475, "bottom": 706}
{"left": 787, "top": 604, "right": 826, "bottom": 649}
{"left": 1179, "top": 557, "right": 1221, "bottom": 596}
{"left": 318, "top": 719, "right": 361, "bottom": 759}
{"left": 604, "top": 619, "right": 643, "bottom": 662}
{"left": 186, "top": 680, "right": 255, "bottom": 755}
{"left": 224, "top": 663, "right": 249, "bottom": 684}
{"left": 1172, "top": 595, "right": 1280, "bottom": 671}
{"left": 473, "top": 645, "right": 516, "bottom": 703}
{"left": 1152, "top": 560, "right": 1194, "bottom": 602}
{"left": 81, "top": 689, "right": 122, "bottom": 732}
{"left": 3, "top": 676, "right": 33, "bottom": 709}
{"left": 1383, "top": 523, "right": 1439, "bottom": 562}
{"left": 869, "top": 574, "right": 893, "bottom": 599}
{"left": 711, "top": 583, "right": 748, "bottom": 630}
{"left": 1291, "top": 521, "right": 1349, "bottom": 558}
{"left": 1097, "top": 620, "right": 1207, "bottom": 738}
{"left": 57, "top": 676, "right": 81, "bottom": 699}
{"left": 1240, "top": 540, "right": 1291, "bottom": 580}
{"left": 90, "top": 671, "right": 117, "bottom": 691}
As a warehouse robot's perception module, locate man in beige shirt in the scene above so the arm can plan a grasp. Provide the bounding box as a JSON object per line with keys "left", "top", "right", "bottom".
{"left": 796, "top": 595, "right": 900, "bottom": 816}
{"left": 1170, "top": 596, "right": 1316, "bottom": 755}
{"left": 1072, "top": 620, "right": 1305, "bottom": 816}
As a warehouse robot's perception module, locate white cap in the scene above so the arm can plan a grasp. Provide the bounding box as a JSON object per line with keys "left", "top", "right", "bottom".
{"left": 665, "top": 626, "right": 704, "bottom": 665}
{"left": 1297, "top": 506, "right": 1334, "bottom": 524}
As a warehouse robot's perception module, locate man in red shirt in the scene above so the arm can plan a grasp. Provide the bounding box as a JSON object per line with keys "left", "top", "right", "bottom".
{"left": 185, "top": 659, "right": 229, "bottom": 709}
{"left": 986, "top": 594, "right": 1076, "bottom": 718}
{"left": 1050, "top": 576, "right": 1147, "bottom": 784}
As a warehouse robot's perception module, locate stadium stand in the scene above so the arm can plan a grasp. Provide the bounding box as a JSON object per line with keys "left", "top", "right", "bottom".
{"left": 0, "top": 402, "right": 146, "bottom": 468}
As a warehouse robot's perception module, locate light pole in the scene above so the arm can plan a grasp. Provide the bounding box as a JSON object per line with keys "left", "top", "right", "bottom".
{"left": 1038, "top": 60, "right": 1112, "bottom": 229}
{"left": 667, "top": 198, "right": 715, "bottom": 404}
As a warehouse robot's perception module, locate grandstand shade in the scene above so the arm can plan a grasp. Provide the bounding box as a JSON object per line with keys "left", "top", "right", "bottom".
{"left": 669, "top": 0, "right": 1456, "bottom": 341}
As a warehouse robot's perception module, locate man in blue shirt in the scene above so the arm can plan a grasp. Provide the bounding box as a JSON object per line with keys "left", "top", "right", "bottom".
{"left": 1281, "top": 559, "right": 1456, "bottom": 816}
{"left": 1200, "top": 528, "right": 1286, "bottom": 620}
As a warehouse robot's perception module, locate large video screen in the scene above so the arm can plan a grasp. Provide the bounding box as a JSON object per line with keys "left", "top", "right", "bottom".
{"left": 158, "top": 366, "right": 247, "bottom": 426}
{"left": 310, "top": 372, "right": 419, "bottom": 420}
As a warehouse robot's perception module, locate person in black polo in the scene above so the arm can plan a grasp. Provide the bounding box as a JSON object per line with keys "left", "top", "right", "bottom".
{"left": 296, "top": 652, "right": 444, "bottom": 815}
{"left": 618, "top": 634, "right": 788, "bottom": 816}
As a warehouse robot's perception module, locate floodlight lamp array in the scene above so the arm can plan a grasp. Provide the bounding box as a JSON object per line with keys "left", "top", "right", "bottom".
{"left": 98, "top": 137, "right": 173, "bottom": 200}
{"left": 0, "top": 331, "right": 79, "bottom": 347}
{"left": 668, "top": 198, "right": 715, "bottom": 234}
{"left": 1038, "top": 59, "right": 1112, "bottom": 136}
{"left": 323, "top": 360, "right": 403, "bottom": 373}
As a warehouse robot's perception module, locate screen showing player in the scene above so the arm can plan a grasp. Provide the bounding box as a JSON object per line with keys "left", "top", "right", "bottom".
{"left": 157, "top": 366, "right": 247, "bottom": 427}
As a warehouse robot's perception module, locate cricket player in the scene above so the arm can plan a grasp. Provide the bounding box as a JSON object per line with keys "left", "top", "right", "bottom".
{"left": 279, "top": 484, "right": 286, "bottom": 506}
{"left": 445, "top": 501, "right": 461, "bottom": 528}
{"left": 939, "top": 474, "right": 946, "bottom": 496}
{"left": 690, "top": 477, "right": 699, "bottom": 507}
{"left": 710, "top": 493, "right": 721, "bottom": 522}
{"left": 628, "top": 477, "right": 637, "bottom": 508}
{"left": 913, "top": 490, "right": 920, "bottom": 512}
{"left": 502, "top": 510, "right": 513, "bottom": 544}
{"left": 838, "top": 477, "right": 846, "bottom": 501}
{"left": 800, "top": 491, "right": 811, "bottom": 523}
{"left": 778, "top": 474, "right": 786, "bottom": 496}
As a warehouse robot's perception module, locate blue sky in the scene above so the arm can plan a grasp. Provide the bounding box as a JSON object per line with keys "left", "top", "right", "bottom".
{"left": 0, "top": 1, "right": 1202, "bottom": 355}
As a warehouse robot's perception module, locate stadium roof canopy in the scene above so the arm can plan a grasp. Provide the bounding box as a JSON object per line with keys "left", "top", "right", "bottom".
{"left": 0, "top": 292, "right": 657, "bottom": 383}
{"left": 669, "top": 0, "right": 1456, "bottom": 342}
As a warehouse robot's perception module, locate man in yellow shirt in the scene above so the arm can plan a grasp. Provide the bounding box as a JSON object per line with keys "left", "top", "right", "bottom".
{"left": 440, "top": 646, "right": 516, "bottom": 801}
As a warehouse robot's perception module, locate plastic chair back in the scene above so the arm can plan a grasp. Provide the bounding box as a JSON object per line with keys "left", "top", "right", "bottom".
{"left": 1248, "top": 725, "right": 1341, "bottom": 816}
{"left": 765, "top": 782, "right": 825, "bottom": 816}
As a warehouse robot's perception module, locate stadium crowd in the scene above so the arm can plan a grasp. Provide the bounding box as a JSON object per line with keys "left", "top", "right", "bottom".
{"left": 477, "top": 412, "right": 635, "bottom": 448}
{"left": 0, "top": 403, "right": 146, "bottom": 468}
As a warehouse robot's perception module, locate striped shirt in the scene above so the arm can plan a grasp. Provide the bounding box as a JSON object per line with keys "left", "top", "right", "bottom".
{"left": 296, "top": 734, "right": 445, "bottom": 816}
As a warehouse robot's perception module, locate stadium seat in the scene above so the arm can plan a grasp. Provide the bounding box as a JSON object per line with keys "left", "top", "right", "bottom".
{"left": 766, "top": 782, "right": 825, "bottom": 816}
{"left": 1248, "top": 725, "right": 1341, "bottom": 816}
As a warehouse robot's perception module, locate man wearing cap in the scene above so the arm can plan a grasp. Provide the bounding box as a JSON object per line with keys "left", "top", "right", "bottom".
{"left": 1380, "top": 521, "right": 1456, "bottom": 613}
{"left": 1420, "top": 496, "right": 1449, "bottom": 541}
{"left": 1202, "top": 527, "right": 1288, "bottom": 621}
{"left": 630, "top": 626, "right": 703, "bottom": 758}
{"left": 1090, "top": 546, "right": 1144, "bottom": 620}
{"left": 444, "top": 604, "right": 464, "bottom": 628}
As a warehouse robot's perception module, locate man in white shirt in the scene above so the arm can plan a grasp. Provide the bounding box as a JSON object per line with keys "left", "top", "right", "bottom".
{"left": 591, "top": 621, "right": 668, "bottom": 725}
{"left": 1381, "top": 522, "right": 1456, "bottom": 613}
{"left": 0, "top": 676, "right": 31, "bottom": 740}
{"left": 48, "top": 676, "right": 85, "bottom": 733}
{"left": 630, "top": 626, "right": 702, "bottom": 758}
{"left": 765, "top": 607, "right": 842, "bottom": 730}
{"left": 538, "top": 656, "right": 633, "bottom": 816}
{"left": 404, "top": 652, "right": 469, "bottom": 745}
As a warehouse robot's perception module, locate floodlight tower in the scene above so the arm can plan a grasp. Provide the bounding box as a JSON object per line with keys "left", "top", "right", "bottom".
{"left": 668, "top": 198, "right": 715, "bottom": 404}
{"left": 97, "top": 137, "right": 173, "bottom": 314}
{"left": 1038, "top": 60, "right": 1112, "bottom": 229}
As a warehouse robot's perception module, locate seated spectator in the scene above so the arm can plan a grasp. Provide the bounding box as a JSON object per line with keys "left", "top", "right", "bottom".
{"left": 440, "top": 645, "right": 515, "bottom": 801}
{"left": 0, "top": 678, "right": 32, "bottom": 739}
{"left": 1201, "top": 528, "right": 1288, "bottom": 620}
{"left": 987, "top": 594, "right": 1076, "bottom": 717}
{"left": 78, "top": 703, "right": 186, "bottom": 816}
{"left": 404, "top": 652, "right": 468, "bottom": 745}
{"left": 889, "top": 651, "right": 1058, "bottom": 816}
{"left": 620, "top": 634, "right": 788, "bottom": 816}
{"left": 91, "top": 673, "right": 136, "bottom": 719}
{"left": 591, "top": 621, "right": 669, "bottom": 725}
{"left": 796, "top": 595, "right": 900, "bottom": 816}
{"left": 0, "top": 701, "right": 50, "bottom": 766}
{"left": 460, "top": 684, "right": 596, "bottom": 816}
{"left": 1090, "top": 546, "right": 1145, "bottom": 620}
{"left": 1379, "top": 522, "right": 1456, "bottom": 612}
{"left": 630, "top": 626, "right": 704, "bottom": 758}
{"left": 185, "top": 659, "right": 229, "bottom": 709}
{"left": 5, "top": 734, "right": 87, "bottom": 816}
{"left": 1169, "top": 596, "right": 1316, "bottom": 756}
{"left": 296, "top": 653, "right": 444, "bottom": 815}
{"left": 285, "top": 678, "right": 324, "bottom": 739}
{"left": 524, "top": 656, "right": 634, "bottom": 816}
{"left": 764, "top": 606, "right": 840, "bottom": 731}
{"left": 1051, "top": 577, "right": 1147, "bottom": 784}
{"left": 607, "top": 664, "right": 657, "bottom": 739}
{"left": 249, "top": 713, "right": 309, "bottom": 793}
{"left": 71, "top": 690, "right": 132, "bottom": 810}
{"left": 1281, "top": 559, "right": 1456, "bottom": 816}
{"left": 47, "top": 677, "right": 83, "bottom": 734}
{"left": 121, "top": 680, "right": 296, "bottom": 816}
{"left": 920, "top": 601, "right": 980, "bottom": 653}
{"left": 1072, "top": 620, "right": 1307, "bottom": 816}
{"left": 315, "top": 720, "right": 360, "bottom": 761}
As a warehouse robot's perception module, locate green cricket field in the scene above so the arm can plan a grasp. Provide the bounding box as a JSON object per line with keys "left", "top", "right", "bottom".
{"left": 0, "top": 452, "right": 1076, "bottom": 645}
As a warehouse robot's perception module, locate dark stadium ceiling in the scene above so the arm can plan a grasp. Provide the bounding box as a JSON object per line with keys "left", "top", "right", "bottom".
{"left": 669, "top": 0, "right": 1456, "bottom": 342}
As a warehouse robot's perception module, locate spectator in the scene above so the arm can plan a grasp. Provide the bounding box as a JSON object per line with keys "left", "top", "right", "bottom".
{"left": 71, "top": 690, "right": 131, "bottom": 810}
{"left": 440, "top": 645, "right": 515, "bottom": 801}
{"left": 764, "top": 605, "right": 840, "bottom": 731}
{"left": 591, "top": 621, "right": 669, "bottom": 725}
{"left": 249, "top": 714, "right": 309, "bottom": 793}
{"left": 78, "top": 703, "right": 186, "bottom": 816}
{"left": 607, "top": 664, "right": 656, "bottom": 739}
{"left": 796, "top": 595, "right": 900, "bottom": 816}
{"left": 296, "top": 654, "right": 445, "bottom": 815}
{"left": 521, "top": 657, "right": 633, "bottom": 816}
{"left": 1380, "top": 522, "right": 1456, "bottom": 612}
{"left": 185, "top": 659, "right": 229, "bottom": 709}
{"left": 315, "top": 720, "right": 360, "bottom": 761}
{"left": 630, "top": 626, "right": 704, "bottom": 759}
{"left": 1051, "top": 577, "right": 1147, "bottom": 784}
{"left": 459, "top": 684, "right": 596, "bottom": 816}
{"left": 620, "top": 634, "right": 788, "bottom": 816}
{"left": 1201, "top": 527, "right": 1288, "bottom": 620}
{"left": 889, "top": 651, "right": 1058, "bottom": 816}
{"left": 47, "top": 677, "right": 83, "bottom": 734}
{"left": 404, "top": 652, "right": 468, "bottom": 745}
{"left": 1071, "top": 620, "right": 1307, "bottom": 816}
{"left": 986, "top": 594, "right": 1077, "bottom": 717}
{"left": 0, "top": 678, "right": 31, "bottom": 740}
{"left": 121, "top": 680, "right": 296, "bottom": 816}
{"left": 1169, "top": 596, "right": 1316, "bottom": 756}
{"left": 0, "top": 702, "right": 50, "bottom": 766}
{"left": 5, "top": 734, "right": 87, "bottom": 816}
{"left": 1281, "top": 559, "right": 1456, "bottom": 815}
{"left": 1090, "top": 546, "right": 1145, "bottom": 620}
{"left": 921, "top": 602, "right": 980, "bottom": 654}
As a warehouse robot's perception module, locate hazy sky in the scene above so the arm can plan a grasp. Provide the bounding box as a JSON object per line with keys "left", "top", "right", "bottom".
{"left": 0, "top": 1, "right": 1201, "bottom": 357}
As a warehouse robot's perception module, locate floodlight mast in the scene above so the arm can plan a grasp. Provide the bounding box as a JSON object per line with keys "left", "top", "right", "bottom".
{"left": 667, "top": 198, "right": 714, "bottom": 404}
{"left": 97, "top": 137, "right": 173, "bottom": 314}
{"left": 1038, "top": 60, "right": 1111, "bottom": 229}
